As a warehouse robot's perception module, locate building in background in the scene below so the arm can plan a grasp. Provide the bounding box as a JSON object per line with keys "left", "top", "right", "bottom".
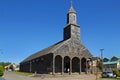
{"left": 4, "top": 63, "right": 19, "bottom": 71}
{"left": 103, "top": 56, "right": 120, "bottom": 71}
{"left": 91, "top": 57, "right": 101, "bottom": 72}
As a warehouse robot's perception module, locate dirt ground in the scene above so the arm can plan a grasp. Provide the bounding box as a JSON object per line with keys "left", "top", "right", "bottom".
{"left": 4, "top": 72, "right": 99, "bottom": 80}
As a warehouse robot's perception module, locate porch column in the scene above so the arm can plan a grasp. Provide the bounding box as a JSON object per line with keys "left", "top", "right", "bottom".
{"left": 70, "top": 59, "right": 72, "bottom": 75}
{"left": 62, "top": 57, "right": 64, "bottom": 75}
{"left": 91, "top": 60, "right": 93, "bottom": 74}
{"left": 86, "top": 59, "right": 88, "bottom": 74}
{"left": 30, "top": 61, "right": 32, "bottom": 72}
{"left": 79, "top": 58, "right": 81, "bottom": 74}
{"left": 52, "top": 55, "right": 55, "bottom": 75}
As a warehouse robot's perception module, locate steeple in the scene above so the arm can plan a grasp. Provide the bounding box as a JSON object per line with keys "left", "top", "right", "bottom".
{"left": 64, "top": 1, "right": 80, "bottom": 40}
{"left": 67, "top": 1, "right": 77, "bottom": 25}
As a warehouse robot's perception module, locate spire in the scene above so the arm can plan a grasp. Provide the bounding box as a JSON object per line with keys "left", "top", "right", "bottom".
{"left": 68, "top": 1, "right": 76, "bottom": 13}
{"left": 67, "top": 1, "right": 77, "bottom": 24}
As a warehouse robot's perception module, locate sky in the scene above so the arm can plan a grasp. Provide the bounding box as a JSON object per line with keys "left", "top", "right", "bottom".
{"left": 0, "top": 0, "right": 120, "bottom": 64}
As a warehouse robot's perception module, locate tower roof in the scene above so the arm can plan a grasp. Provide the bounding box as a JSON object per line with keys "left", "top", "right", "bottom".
{"left": 68, "top": 1, "right": 76, "bottom": 13}
{"left": 68, "top": 7, "right": 76, "bottom": 13}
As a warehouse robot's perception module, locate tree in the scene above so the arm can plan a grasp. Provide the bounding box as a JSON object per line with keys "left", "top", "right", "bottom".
{"left": 113, "top": 69, "right": 120, "bottom": 77}
{"left": 0, "top": 62, "right": 11, "bottom": 67}
{"left": 97, "top": 60, "right": 103, "bottom": 71}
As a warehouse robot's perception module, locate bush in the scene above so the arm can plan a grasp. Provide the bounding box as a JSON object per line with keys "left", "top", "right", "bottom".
{"left": 0, "top": 65, "right": 4, "bottom": 77}
{"left": 113, "top": 69, "right": 120, "bottom": 77}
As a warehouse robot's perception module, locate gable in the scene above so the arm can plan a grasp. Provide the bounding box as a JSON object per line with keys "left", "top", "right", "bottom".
{"left": 103, "top": 58, "right": 109, "bottom": 62}
{"left": 53, "top": 39, "right": 92, "bottom": 58}
{"left": 111, "top": 56, "right": 118, "bottom": 61}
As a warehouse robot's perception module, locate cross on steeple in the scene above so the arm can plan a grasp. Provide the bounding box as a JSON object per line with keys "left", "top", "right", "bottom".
{"left": 71, "top": 0, "right": 73, "bottom": 8}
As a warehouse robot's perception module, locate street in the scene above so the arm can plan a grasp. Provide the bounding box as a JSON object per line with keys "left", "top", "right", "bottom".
{"left": 4, "top": 72, "right": 42, "bottom": 80}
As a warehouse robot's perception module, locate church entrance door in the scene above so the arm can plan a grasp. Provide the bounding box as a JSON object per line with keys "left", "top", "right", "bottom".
{"left": 64, "top": 56, "right": 70, "bottom": 73}
{"left": 55, "top": 55, "right": 62, "bottom": 73}
{"left": 81, "top": 57, "right": 86, "bottom": 72}
{"left": 72, "top": 57, "right": 80, "bottom": 73}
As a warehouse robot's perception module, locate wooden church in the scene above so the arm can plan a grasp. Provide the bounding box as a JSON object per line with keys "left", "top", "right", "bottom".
{"left": 20, "top": 3, "right": 93, "bottom": 75}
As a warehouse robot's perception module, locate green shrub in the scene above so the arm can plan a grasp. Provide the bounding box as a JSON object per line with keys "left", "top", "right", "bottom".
{"left": 113, "top": 69, "right": 120, "bottom": 77}
{"left": 0, "top": 65, "right": 4, "bottom": 77}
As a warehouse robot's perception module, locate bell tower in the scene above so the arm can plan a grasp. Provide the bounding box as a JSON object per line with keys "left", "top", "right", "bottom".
{"left": 64, "top": 1, "right": 80, "bottom": 40}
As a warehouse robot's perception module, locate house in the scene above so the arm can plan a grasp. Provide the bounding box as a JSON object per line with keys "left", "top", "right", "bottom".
{"left": 103, "top": 56, "right": 120, "bottom": 71}
{"left": 91, "top": 57, "right": 101, "bottom": 72}
{"left": 4, "top": 63, "right": 19, "bottom": 71}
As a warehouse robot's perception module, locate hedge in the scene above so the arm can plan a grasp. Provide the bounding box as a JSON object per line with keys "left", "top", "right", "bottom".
{"left": 0, "top": 65, "right": 4, "bottom": 77}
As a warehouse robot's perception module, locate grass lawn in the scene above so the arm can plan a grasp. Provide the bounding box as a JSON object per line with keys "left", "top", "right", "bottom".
{"left": 14, "top": 71, "right": 33, "bottom": 76}
{"left": 98, "top": 78, "right": 120, "bottom": 80}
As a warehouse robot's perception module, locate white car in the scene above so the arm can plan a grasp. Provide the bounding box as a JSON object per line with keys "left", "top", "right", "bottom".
{"left": 101, "top": 72, "right": 116, "bottom": 78}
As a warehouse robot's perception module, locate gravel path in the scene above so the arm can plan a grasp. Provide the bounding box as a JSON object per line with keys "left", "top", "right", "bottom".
{"left": 4, "top": 72, "right": 97, "bottom": 80}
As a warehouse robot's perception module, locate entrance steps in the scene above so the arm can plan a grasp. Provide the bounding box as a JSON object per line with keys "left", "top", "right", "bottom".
{"left": 34, "top": 72, "right": 93, "bottom": 78}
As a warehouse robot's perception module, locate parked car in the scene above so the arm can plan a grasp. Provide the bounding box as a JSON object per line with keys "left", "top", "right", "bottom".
{"left": 101, "top": 72, "right": 116, "bottom": 78}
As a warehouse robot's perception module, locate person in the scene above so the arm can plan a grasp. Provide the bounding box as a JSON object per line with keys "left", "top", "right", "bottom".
{"left": 67, "top": 68, "right": 70, "bottom": 73}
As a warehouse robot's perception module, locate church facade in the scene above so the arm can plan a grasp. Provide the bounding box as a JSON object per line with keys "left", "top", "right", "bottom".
{"left": 20, "top": 5, "right": 93, "bottom": 75}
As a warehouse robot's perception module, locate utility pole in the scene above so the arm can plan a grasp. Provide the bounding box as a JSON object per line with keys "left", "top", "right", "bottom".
{"left": 100, "top": 49, "right": 104, "bottom": 72}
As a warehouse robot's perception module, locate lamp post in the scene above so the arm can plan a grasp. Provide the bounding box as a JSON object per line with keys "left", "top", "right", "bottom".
{"left": 100, "top": 49, "right": 104, "bottom": 72}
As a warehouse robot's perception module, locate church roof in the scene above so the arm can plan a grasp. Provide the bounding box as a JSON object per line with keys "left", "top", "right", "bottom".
{"left": 103, "top": 56, "right": 120, "bottom": 65}
{"left": 21, "top": 39, "right": 69, "bottom": 63}
{"left": 21, "top": 39, "right": 92, "bottom": 63}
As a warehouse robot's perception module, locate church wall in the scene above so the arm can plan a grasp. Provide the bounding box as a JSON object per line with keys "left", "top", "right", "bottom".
{"left": 71, "top": 25, "right": 80, "bottom": 40}
{"left": 37, "top": 53, "right": 53, "bottom": 74}
{"left": 20, "top": 53, "right": 53, "bottom": 74}
{"left": 53, "top": 39, "right": 90, "bottom": 59}
{"left": 20, "top": 62, "right": 30, "bottom": 72}
{"left": 64, "top": 26, "right": 71, "bottom": 40}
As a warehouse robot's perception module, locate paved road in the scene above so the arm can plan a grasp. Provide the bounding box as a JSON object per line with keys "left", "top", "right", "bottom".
{"left": 4, "top": 72, "right": 97, "bottom": 80}
{"left": 4, "top": 72, "right": 41, "bottom": 80}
